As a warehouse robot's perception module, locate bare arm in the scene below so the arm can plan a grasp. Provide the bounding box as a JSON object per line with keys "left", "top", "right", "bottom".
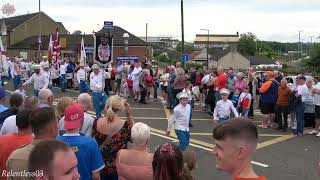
{"left": 124, "top": 102, "right": 134, "bottom": 125}
{"left": 92, "top": 172, "right": 100, "bottom": 180}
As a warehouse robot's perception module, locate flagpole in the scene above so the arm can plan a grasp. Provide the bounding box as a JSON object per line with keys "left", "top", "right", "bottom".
{"left": 38, "top": 0, "right": 42, "bottom": 60}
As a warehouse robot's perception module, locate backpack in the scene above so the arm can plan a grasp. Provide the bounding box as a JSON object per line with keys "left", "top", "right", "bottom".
{"left": 146, "top": 75, "right": 153, "bottom": 87}
{"left": 111, "top": 68, "right": 116, "bottom": 78}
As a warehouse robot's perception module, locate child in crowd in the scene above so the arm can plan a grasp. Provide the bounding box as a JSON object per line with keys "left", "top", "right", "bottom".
{"left": 166, "top": 92, "right": 191, "bottom": 151}
{"left": 183, "top": 82, "right": 194, "bottom": 127}
{"left": 146, "top": 72, "right": 153, "bottom": 100}
{"left": 183, "top": 150, "right": 197, "bottom": 180}
{"left": 238, "top": 85, "right": 252, "bottom": 117}
{"left": 231, "top": 88, "right": 240, "bottom": 108}
{"left": 122, "top": 76, "right": 129, "bottom": 101}
{"left": 213, "top": 88, "right": 239, "bottom": 123}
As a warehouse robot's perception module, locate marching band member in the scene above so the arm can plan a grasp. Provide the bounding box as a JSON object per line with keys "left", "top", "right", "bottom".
{"left": 40, "top": 56, "right": 49, "bottom": 72}
{"left": 59, "top": 60, "right": 68, "bottom": 92}
{"left": 77, "top": 63, "right": 90, "bottom": 93}
{"left": 90, "top": 64, "right": 107, "bottom": 118}
{"left": 42, "top": 64, "right": 54, "bottom": 93}
{"left": 23, "top": 65, "right": 49, "bottom": 96}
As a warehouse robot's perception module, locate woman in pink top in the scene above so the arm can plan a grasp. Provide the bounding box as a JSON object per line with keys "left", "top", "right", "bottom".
{"left": 116, "top": 122, "right": 153, "bottom": 180}
{"left": 235, "top": 72, "right": 247, "bottom": 92}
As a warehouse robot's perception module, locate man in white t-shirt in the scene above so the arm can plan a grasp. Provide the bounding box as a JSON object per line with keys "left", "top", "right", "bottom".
{"left": 294, "top": 75, "right": 309, "bottom": 135}
{"left": 309, "top": 78, "right": 320, "bottom": 136}
{"left": 59, "top": 61, "right": 68, "bottom": 92}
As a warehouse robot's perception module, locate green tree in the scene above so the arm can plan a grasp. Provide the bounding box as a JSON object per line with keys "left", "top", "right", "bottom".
{"left": 238, "top": 32, "right": 257, "bottom": 56}
{"left": 303, "top": 44, "right": 320, "bottom": 73}
{"left": 176, "top": 42, "right": 195, "bottom": 54}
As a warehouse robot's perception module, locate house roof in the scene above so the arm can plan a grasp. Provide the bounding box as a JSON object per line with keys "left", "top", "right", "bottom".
{"left": 8, "top": 26, "right": 148, "bottom": 50}
{"left": 0, "top": 12, "right": 67, "bottom": 32}
{"left": 245, "top": 56, "right": 274, "bottom": 65}
{"left": 208, "top": 48, "right": 230, "bottom": 61}
{"left": 98, "top": 26, "right": 148, "bottom": 46}
{"left": 195, "top": 34, "right": 239, "bottom": 43}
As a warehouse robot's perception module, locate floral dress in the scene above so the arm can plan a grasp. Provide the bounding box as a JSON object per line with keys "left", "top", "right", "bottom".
{"left": 92, "top": 120, "right": 133, "bottom": 177}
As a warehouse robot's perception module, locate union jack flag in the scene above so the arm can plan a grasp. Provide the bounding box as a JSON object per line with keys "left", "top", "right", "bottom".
{"left": 52, "top": 28, "right": 61, "bottom": 69}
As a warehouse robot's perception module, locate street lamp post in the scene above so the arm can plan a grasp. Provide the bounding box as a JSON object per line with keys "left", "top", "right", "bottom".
{"left": 200, "top": 29, "right": 209, "bottom": 69}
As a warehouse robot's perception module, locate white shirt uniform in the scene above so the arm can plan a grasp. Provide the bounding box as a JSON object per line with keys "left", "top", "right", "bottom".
{"left": 77, "top": 67, "right": 91, "bottom": 84}
{"left": 40, "top": 61, "right": 49, "bottom": 71}
{"left": 90, "top": 70, "right": 105, "bottom": 92}
{"left": 132, "top": 66, "right": 142, "bottom": 91}
{"left": 167, "top": 103, "right": 191, "bottom": 132}
{"left": 42, "top": 70, "right": 51, "bottom": 85}
{"left": 60, "top": 64, "right": 68, "bottom": 75}
{"left": 213, "top": 99, "right": 239, "bottom": 120}
{"left": 23, "top": 73, "right": 48, "bottom": 90}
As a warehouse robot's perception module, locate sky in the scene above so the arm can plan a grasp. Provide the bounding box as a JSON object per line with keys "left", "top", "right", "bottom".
{"left": 2, "top": 0, "right": 320, "bottom": 43}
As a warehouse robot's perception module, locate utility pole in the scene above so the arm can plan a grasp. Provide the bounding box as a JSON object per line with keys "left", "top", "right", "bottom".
{"left": 298, "top": 30, "right": 303, "bottom": 59}
{"left": 200, "top": 29, "right": 209, "bottom": 69}
{"left": 38, "top": 0, "right": 42, "bottom": 60}
{"left": 181, "top": 0, "right": 185, "bottom": 67}
{"left": 146, "top": 23, "right": 148, "bottom": 43}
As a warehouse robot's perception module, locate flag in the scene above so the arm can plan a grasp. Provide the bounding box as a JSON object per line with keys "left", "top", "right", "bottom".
{"left": 0, "top": 37, "right": 8, "bottom": 76}
{"left": 52, "top": 28, "right": 61, "bottom": 69}
{"left": 80, "top": 36, "right": 86, "bottom": 65}
{"left": 48, "top": 34, "right": 53, "bottom": 65}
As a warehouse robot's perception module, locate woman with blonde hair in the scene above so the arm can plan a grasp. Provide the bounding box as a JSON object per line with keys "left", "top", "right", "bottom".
{"left": 55, "top": 97, "right": 73, "bottom": 120}
{"left": 92, "top": 95, "right": 134, "bottom": 180}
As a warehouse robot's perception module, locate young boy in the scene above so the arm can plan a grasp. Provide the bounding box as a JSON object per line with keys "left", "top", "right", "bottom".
{"left": 183, "top": 82, "right": 194, "bottom": 127}
{"left": 238, "top": 85, "right": 252, "bottom": 117}
{"left": 166, "top": 92, "right": 191, "bottom": 151}
{"left": 213, "top": 88, "right": 239, "bottom": 123}
{"left": 231, "top": 88, "right": 240, "bottom": 108}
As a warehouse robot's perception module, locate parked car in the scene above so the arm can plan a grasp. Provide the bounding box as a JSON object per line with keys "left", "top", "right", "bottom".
{"left": 284, "top": 75, "right": 317, "bottom": 88}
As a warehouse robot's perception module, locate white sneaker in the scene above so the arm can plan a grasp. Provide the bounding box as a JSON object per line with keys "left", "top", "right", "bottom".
{"left": 308, "top": 130, "right": 319, "bottom": 135}
{"left": 316, "top": 132, "right": 320, "bottom": 137}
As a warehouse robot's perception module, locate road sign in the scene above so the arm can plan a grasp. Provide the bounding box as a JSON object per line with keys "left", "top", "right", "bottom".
{"left": 181, "top": 54, "right": 189, "bottom": 62}
{"left": 117, "top": 55, "right": 139, "bottom": 62}
{"left": 104, "top": 21, "right": 113, "bottom": 29}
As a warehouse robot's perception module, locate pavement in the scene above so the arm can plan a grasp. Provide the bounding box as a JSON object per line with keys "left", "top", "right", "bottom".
{"left": 2, "top": 81, "right": 320, "bottom": 180}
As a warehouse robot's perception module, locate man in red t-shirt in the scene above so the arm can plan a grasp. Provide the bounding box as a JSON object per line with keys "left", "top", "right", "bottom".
{"left": 216, "top": 66, "right": 227, "bottom": 90}
{"left": 0, "top": 109, "right": 33, "bottom": 179}
{"left": 212, "top": 118, "right": 268, "bottom": 180}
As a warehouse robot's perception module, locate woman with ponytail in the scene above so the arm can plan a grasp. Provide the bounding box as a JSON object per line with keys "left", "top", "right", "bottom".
{"left": 92, "top": 95, "right": 134, "bottom": 180}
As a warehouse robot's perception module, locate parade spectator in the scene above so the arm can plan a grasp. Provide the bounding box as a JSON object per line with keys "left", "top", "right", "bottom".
{"left": 167, "top": 66, "right": 177, "bottom": 109}
{"left": 153, "top": 65, "right": 160, "bottom": 101}
{"left": 247, "top": 67, "right": 258, "bottom": 118}
{"left": 160, "top": 66, "right": 170, "bottom": 104}
{"left": 146, "top": 69, "right": 153, "bottom": 101}
{"left": 132, "top": 62, "right": 143, "bottom": 102}
{"left": 309, "top": 77, "right": 320, "bottom": 136}
{"left": 176, "top": 62, "right": 182, "bottom": 69}
{"left": 183, "top": 150, "right": 197, "bottom": 180}
{"left": 92, "top": 95, "right": 134, "bottom": 180}
{"left": 231, "top": 89, "right": 240, "bottom": 109}
{"left": 153, "top": 142, "right": 187, "bottom": 180}
{"left": 139, "top": 69, "right": 149, "bottom": 104}
{"left": 258, "top": 71, "right": 279, "bottom": 129}
{"left": 59, "top": 60, "right": 68, "bottom": 92}
{"left": 215, "top": 66, "right": 227, "bottom": 102}
{"left": 1, "top": 96, "right": 39, "bottom": 135}
{"left": 238, "top": 85, "right": 252, "bottom": 117}
{"left": 212, "top": 118, "right": 267, "bottom": 180}
{"left": 57, "top": 103, "right": 105, "bottom": 180}
{"left": 213, "top": 89, "right": 239, "bottom": 123}
{"left": 116, "top": 122, "right": 153, "bottom": 180}
{"left": 23, "top": 64, "right": 48, "bottom": 96}
{"left": 235, "top": 72, "right": 247, "bottom": 93}
{"left": 115, "top": 62, "right": 124, "bottom": 95}
{"left": 0, "top": 109, "right": 33, "bottom": 174}
{"left": 127, "top": 65, "right": 134, "bottom": 99}
{"left": 0, "top": 93, "right": 23, "bottom": 129}
{"left": 294, "top": 75, "right": 308, "bottom": 135}
{"left": 38, "top": 89, "right": 54, "bottom": 108}
{"left": 56, "top": 97, "right": 73, "bottom": 122}
{"left": 275, "top": 79, "right": 291, "bottom": 131}
{"left": 274, "top": 70, "right": 284, "bottom": 83}
{"left": 111, "top": 64, "right": 117, "bottom": 92}
{"left": 7, "top": 107, "right": 59, "bottom": 178}
{"left": 173, "top": 68, "right": 187, "bottom": 107}
{"left": 166, "top": 92, "right": 191, "bottom": 151}
{"left": 289, "top": 78, "right": 299, "bottom": 131}
{"left": 227, "top": 68, "right": 236, "bottom": 98}
{"left": 206, "top": 71, "right": 218, "bottom": 114}
{"left": 28, "top": 140, "right": 80, "bottom": 180}
{"left": 90, "top": 64, "right": 107, "bottom": 118}
{"left": 0, "top": 87, "right": 8, "bottom": 113}
{"left": 58, "top": 93, "right": 94, "bottom": 137}
{"left": 104, "top": 65, "right": 112, "bottom": 96}
{"left": 304, "top": 79, "right": 316, "bottom": 128}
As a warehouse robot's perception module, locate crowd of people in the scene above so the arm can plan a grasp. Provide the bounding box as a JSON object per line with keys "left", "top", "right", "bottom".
{"left": 0, "top": 55, "right": 320, "bottom": 179}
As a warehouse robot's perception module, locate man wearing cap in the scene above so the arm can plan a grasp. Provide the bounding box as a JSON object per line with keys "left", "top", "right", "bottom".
{"left": 132, "top": 62, "right": 143, "bottom": 102}
{"left": 0, "top": 88, "right": 8, "bottom": 113}
{"left": 40, "top": 56, "right": 49, "bottom": 72}
{"left": 59, "top": 60, "right": 68, "bottom": 92}
{"left": 57, "top": 103, "right": 105, "bottom": 180}
{"left": 213, "top": 88, "right": 239, "bottom": 123}
{"left": 258, "top": 71, "right": 280, "bottom": 129}
{"left": 42, "top": 63, "right": 54, "bottom": 93}
{"left": 90, "top": 64, "right": 107, "bottom": 118}
{"left": 294, "top": 75, "right": 308, "bottom": 135}
{"left": 23, "top": 64, "right": 49, "bottom": 96}
{"left": 77, "top": 63, "right": 91, "bottom": 93}
{"left": 166, "top": 92, "right": 191, "bottom": 151}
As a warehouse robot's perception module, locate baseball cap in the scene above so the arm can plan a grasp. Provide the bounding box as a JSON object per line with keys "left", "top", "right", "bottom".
{"left": 64, "top": 103, "right": 84, "bottom": 130}
{"left": 0, "top": 87, "right": 6, "bottom": 99}
{"left": 297, "top": 75, "right": 306, "bottom": 81}
{"left": 219, "top": 88, "right": 230, "bottom": 95}
{"left": 91, "top": 64, "right": 99, "bottom": 69}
